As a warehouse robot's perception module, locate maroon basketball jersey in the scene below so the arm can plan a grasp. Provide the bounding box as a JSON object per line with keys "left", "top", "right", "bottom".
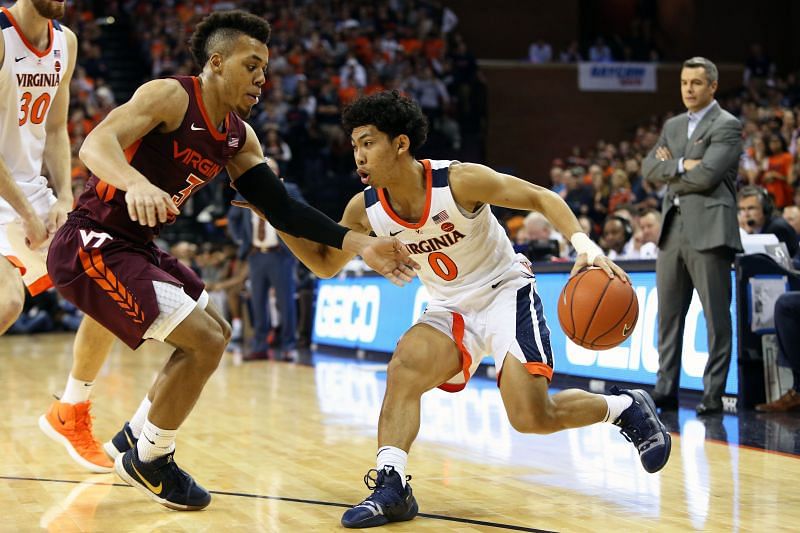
{"left": 74, "top": 76, "right": 247, "bottom": 243}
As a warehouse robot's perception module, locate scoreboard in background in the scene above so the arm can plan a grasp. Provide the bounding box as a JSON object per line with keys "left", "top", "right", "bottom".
{"left": 312, "top": 270, "right": 738, "bottom": 395}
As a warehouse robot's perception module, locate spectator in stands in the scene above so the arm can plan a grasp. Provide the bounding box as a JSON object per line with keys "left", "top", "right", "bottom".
{"left": 564, "top": 166, "right": 593, "bottom": 217}
{"left": 783, "top": 205, "right": 800, "bottom": 236}
{"left": 559, "top": 40, "right": 582, "bottom": 63}
{"left": 262, "top": 128, "right": 292, "bottom": 177}
{"left": 600, "top": 215, "right": 635, "bottom": 260}
{"left": 515, "top": 212, "right": 563, "bottom": 260}
{"left": 406, "top": 65, "right": 449, "bottom": 124}
{"left": 761, "top": 134, "right": 795, "bottom": 209}
{"left": 755, "top": 291, "right": 800, "bottom": 412}
{"left": 629, "top": 209, "right": 660, "bottom": 259}
{"left": 528, "top": 38, "right": 552, "bottom": 63}
{"left": 737, "top": 186, "right": 799, "bottom": 257}
{"left": 9, "top": 290, "right": 81, "bottom": 334}
{"left": 549, "top": 165, "right": 567, "bottom": 198}
{"left": 608, "top": 169, "right": 634, "bottom": 213}
{"left": 588, "top": 37, "right": 613, "bottom": 62}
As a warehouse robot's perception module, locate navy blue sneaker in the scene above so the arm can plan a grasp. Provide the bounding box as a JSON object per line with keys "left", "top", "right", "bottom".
{"left": 103, "top": 422, "right": 137, "bottom": 460}
{"left": 341, "top": 467, "right": 418, "bottom": 528}
{"left": 611, "top": 386, "right": 671, "bottom": 473}
{"left": 114, "top": 448, "right": 211, "bottom": 511}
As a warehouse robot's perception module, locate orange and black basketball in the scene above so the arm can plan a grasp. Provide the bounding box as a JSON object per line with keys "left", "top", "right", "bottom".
{"left": 557, "top": 267, "right": 638, "bottom": 350}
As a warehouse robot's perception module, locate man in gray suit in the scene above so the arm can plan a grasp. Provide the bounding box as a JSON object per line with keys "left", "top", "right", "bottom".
{"left": 643, "top": 57, "right": 743, "bottom": 415}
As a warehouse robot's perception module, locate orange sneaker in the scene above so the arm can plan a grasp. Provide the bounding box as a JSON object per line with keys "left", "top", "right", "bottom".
{"left": 39, "top": 400, "right": 114, "bottom": 473}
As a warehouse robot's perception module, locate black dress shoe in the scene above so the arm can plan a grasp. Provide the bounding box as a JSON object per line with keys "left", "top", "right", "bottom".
{"left": 695, "top": 403, "right": 723, "bottom": 416}
{"left": 650, "top": 392, "right": 678, "bottom": 410}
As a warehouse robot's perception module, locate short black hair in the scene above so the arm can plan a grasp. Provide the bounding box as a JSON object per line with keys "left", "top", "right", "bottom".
{"left": 342, "top": 91, "right": 428, "bottom": 154}
{"left": 190, "top": 10, "right": 271, "bottom": 67}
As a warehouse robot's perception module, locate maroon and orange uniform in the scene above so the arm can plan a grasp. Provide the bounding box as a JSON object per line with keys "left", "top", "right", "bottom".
{"left": 48, "top": 76, "right": 246, "bottom": 348}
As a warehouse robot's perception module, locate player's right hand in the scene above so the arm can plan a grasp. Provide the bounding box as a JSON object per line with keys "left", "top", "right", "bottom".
{"left": 125, "top": 181, "right": 180, "bottom": 227}
{"left": 22, "top": 215, "right": 49, "bottom": 250}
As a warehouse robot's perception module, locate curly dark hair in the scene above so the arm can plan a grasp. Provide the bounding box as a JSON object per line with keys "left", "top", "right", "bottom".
{"left": 189, "top": 10, "right": 271, "bottom": 67}
{"left": 342, "top": 91, "right": 428, "bottom": 155}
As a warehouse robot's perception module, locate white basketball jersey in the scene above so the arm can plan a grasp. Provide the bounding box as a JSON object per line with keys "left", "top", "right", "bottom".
{"left": 365, "top": 159, "right": 518, "bottom": 302}
{"left": 0, "top": 7, "right": 68, "bottom": 210}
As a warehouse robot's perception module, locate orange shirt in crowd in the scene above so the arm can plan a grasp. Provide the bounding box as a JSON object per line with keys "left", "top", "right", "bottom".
{"left": 338, "top": 85, "right": 359, "bottom": 105}
{"left": 762, "top": 151, "right": 795, "bottom": 208}
{"left": 608, "top": 189, "right": 634, "bottom": 213}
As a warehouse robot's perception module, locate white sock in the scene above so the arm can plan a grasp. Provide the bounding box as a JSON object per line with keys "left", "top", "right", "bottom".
{"left": 377, "top": 446, "right": 408, "bottom": 487}
{"left": 61, "top": 375, "right": 93, "bottom": 404}
{"left": 128, "top": 397, "right": 152, "bottom": 438}
{"left": 136, "top": 419, "right": 177, "bottom": 463}
{"left": 604, "top": 394, "right": 633, "bottom": 423}
{"left": 231, "top": 318, "right": 242, "bottom": 339}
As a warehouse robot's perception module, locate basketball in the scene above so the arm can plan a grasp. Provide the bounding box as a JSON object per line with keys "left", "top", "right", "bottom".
{"left": 557, "top": 267, "right": 639, "bottom": 350}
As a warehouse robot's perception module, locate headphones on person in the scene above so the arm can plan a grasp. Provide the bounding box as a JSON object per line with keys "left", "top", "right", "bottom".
{"left": 740, "top": 185, "right": 774, "bottom": 219}
{"left": 611, "top": 215, "right": 634, "bottom": 242}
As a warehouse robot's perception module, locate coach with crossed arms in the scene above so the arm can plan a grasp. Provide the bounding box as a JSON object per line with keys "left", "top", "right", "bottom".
{"left": 643, "top": 57, "right": 743, "bottom": 416}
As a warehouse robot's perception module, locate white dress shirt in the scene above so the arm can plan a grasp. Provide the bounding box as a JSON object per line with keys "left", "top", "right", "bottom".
{"left": 252, "top": 211, "right": 279, "bottom": 249}
{"left": 679, "top": 99, "right": 717, "bottom": 173}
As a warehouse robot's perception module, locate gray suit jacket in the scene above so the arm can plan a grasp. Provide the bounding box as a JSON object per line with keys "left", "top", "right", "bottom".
{"left": 643, "top": 102, "right": 743, "bottom": 252}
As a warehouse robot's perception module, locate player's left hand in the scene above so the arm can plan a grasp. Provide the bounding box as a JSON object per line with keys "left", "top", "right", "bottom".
{"left": 231, "top": 199, "right": 265, "bottom": 218}
{"left": 47, "top": 197, "right": 72, "bottom": 235}
{"left": 571, "top": 252, "right": 631, "bottom": 283}
{"left": 360, "top": 236, "right": 420, "bottom": 287}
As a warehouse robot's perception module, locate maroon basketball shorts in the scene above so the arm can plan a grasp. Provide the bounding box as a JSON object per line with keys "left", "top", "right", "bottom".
{"left": 47, "top": 213, "right": 206, "bottom": 349}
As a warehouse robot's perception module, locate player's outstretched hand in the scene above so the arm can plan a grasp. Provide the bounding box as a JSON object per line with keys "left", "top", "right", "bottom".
{"left": 47, "top": 197, "right": 72, "bottom": 235}
{"left": 125, "top": 181, "right": 180, "bottom": 227}
{"left": 361, "top": 237, "right": 420, "bottom": 287}
{"left": 571, "top": 252, "right": 631, "bottom": 283}
{"left": 21, "top": 214, "right": 48, "bottom": 250}
{"left": 231, "top": 199, "right": 265, "bottom": 218}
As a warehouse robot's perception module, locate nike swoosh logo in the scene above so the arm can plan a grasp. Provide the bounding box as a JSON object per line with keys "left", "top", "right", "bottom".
{"left": 15, "top": 56, "right": 26, "bottom": 62}
{"left": 131, "top": 461, "right": 163, "bottom": 495}
{"left": 57, "top": 412, "right": 66, "bottom": 425}
{"left": 389, "top": 230, "right": 403, "bottom": 236}
{"left": 491, "top": 280, "right": 504, "bottom": 289}
{"left": 125, "top": 431, "right": 135, "bottom": 448}
{"left": 190, "top": 123, "right": 205, "bottom": 131}
{"left": 622, "top": 323, "right": 631, "bottom": 336}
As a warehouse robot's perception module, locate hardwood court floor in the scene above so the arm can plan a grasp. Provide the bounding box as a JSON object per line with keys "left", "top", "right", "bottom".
{"left": 2, "top": 332, "right": 800, "bottom": 532}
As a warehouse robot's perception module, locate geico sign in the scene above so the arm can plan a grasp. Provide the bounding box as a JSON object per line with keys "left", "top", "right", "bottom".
{"left": 564, "top": 285, "right": 711, "bottom": 378}
{"left": 314, "top": 284, "right": 380, "bottom": 342}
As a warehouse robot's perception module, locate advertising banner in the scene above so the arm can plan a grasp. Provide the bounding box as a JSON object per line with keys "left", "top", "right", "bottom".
{"left": 578, "top": 62, "right": 657, "bottom": 92}
{"left": 312, "top": 271, "right": 738, "bottom": 394}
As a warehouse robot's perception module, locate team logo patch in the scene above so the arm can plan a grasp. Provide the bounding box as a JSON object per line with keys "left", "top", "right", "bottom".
{"left": 441, "top": 222, "right": 455, "bottom": 232}
{"left": 54, "top": 60, "right": 61, "bottom": 73}
{"left": 432, "top": 210, "right": 449, "bottom": 223}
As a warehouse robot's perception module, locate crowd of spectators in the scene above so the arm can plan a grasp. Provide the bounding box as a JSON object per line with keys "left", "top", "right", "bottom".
{"left": 528, "top": 16, "right": 661, "bottom": 64}
{"left": 12, "top": 0, "right": 799, "bottom": 350}
{"left": 11, "top": 0, "right": 484, "bottom": 345}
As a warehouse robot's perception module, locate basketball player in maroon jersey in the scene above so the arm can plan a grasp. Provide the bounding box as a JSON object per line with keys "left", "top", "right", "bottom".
{"left": 47, "top": 11, "right": 418, "bottom": 511}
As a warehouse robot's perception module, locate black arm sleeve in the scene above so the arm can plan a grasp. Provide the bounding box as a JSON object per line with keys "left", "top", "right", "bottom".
{"left": 233, "top": 163, "right": 349, "bottom": 249}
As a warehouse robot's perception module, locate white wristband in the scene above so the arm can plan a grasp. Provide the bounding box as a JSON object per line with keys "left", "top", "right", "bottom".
{"left": 570, "top": 232, "right": 603, "bottom": 264}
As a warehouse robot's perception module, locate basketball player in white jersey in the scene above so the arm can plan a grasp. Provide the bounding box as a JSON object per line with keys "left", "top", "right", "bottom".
{"left": 0, "top": 0, "right": 117, "bottom": 473}
{"left": 237, "top": 91, "right": 672, "bottom": 528}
